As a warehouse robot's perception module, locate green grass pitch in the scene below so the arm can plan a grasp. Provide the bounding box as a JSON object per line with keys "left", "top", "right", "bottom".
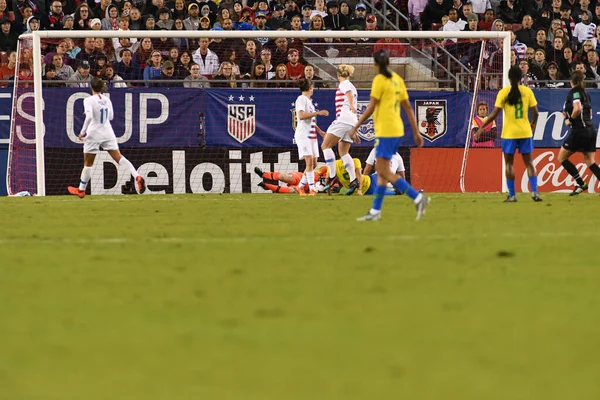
{"left": 1, "top": 193, "right": 599, "bottom": 400}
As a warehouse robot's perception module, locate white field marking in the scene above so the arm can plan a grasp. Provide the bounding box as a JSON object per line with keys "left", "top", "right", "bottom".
{"left": 0, "top": 231, "right": 599, "bottom": 246}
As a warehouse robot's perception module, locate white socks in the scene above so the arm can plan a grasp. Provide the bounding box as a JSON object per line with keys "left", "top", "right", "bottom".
{"left": 119, "top": 157, "right": 139, "bottom": 178}
{"left": 305, "top": 171, "right": 315, "bottom": 192}
{"left": 323, "top": 148, "right": 337, "bottom": 179}
{"left": 78, "top": 166, "right": 92, "bottom": 191}
{"left": 341, "top": 154, "right": 356, "bottom": 181}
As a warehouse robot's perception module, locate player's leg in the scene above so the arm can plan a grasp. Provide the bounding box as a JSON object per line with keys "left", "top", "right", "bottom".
{"left": 321, "top": 131, "right": 340, "bottom": 180}
{"left": 558, "top": 146, "right": 587, "bottom": 194}
{"left": 501, "top": 138, "right": 518, "bottom": 201}
{"left": 260, "top": 182, "right": 294, "bottom": 193}
{"left": 107, "top": 143, "right": 146, "bottom": 194}
{"left": 582, "top": 130, "right": 600, "bottom": 186}
{"left": 68, "top": 141, "right": 99, "bottom": 198}
{"left": 255, "top": 167, "right": 282, "bottom": 182}
{"left": 519, "top": 138, "right": 541, "bottom": 201}
{"left": 338, "top": 138, "right": 359, "bottom": 194}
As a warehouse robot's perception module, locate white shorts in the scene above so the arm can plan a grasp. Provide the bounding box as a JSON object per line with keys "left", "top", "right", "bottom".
{"left": 83, "top": 138, "right": 119, "bottom": 154}
{"left": 326, "top": 120, "right": 353, "bottom": 143}
{"left": 296, "top": 137, "right": 319, "bottom": 159}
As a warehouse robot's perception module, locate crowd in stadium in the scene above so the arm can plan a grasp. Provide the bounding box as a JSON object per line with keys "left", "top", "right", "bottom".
{"left": 0, "top": 0, "right": 597, "bottom": 87}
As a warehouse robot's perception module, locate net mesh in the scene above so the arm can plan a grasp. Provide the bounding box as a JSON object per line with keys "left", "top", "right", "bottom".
{"left": 7, "top": 33, "right": 506, "bottom": 195}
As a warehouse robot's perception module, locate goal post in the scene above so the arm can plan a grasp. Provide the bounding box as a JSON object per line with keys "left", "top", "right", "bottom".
{"left": 10, "top": 29, "right": 511, "bottom": 196}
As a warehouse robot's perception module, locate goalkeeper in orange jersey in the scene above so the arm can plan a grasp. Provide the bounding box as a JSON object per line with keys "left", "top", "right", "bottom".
{"left": 254, "top": 166, "right": 332, "bottom": 194}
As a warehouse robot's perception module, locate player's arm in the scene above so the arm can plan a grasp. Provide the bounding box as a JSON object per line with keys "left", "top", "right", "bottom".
{"left": 345, "top": 90, "right": 357, "bottom": 113}
{"left": 401, "top": 99, "right": 423, "bottom": 147}
{"left": 298, "top": 109, "right": 329, "bottom": 120}
{"left": 315, "top": 124, "right": 326, "bottom": 137}
{"left": 363, "top": 148, "right": 375, "bottom": 175}
{"left": 474, "top": 107, "right": 501, "bottom": 140}
{"left": 355, "top": 166, "right": 363, "bottom": 195}
{"left": 529, "top": 105, "right": 539, "bottom": 132}
{"left": 363, "top": 163, "right": 373, "bottom": 175}
{"left": 79, "top": 101, "right": 93, "bottom": 139}
{"left": 108, "top": 100, "right": 114, "bottom": 121}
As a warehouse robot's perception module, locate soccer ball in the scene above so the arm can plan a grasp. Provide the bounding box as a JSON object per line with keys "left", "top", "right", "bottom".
{"left": 315, "top": 181, "right": 327, "bottom": 193}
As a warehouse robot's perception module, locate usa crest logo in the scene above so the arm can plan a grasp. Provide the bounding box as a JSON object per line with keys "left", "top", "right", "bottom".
{"left": 416, "top": 100, "right": 448, "bottom": 142}
{"left": 228, "top": 104, "right": 256, "bottom": 143}
{"left": 356, "top": 101, "right": 375, "bottom": 141}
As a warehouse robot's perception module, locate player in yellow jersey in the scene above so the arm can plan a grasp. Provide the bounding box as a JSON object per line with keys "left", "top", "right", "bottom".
{"left": 475, "top": 65, "right": 542, "bottom": 202}
{"left": 348, "top": 50, "right": 428, "bottom": 221}
{"left": 330, "top": 158, "right": 397, "bottom": 196}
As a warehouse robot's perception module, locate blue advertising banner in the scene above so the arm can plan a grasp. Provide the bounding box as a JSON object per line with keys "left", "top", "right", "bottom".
{"left": 1, "top": 87, "right": 598, "bottom": 148}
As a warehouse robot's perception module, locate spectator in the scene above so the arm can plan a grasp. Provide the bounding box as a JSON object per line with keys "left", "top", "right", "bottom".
{"left": 199, "top": 3, "right": 214, "bottom": 24}
{"left": 560, "top": 5, "right": 575, "bottom": 39}
{"left": 408, "top": 0, "right": 427, "bottom": 25}
{"left": 516, "top": 15, "right": 536, "bottom": 47}
{"left": 64, "top": 38, "right": 81, "bottom": 60}
{"left": 43, "top": 64, "right": 63, "bottom": 87}
{"left": 103, "top": 63, "right": 128, "bottom": 88}
{"left": 184, "top": 63, "right": 210, "bottom": 88}
{"left": 151, "top": 60, "right": 177, "bottom": 87}
{"left": 267, "top": 4, "right": 291, "bottom": 30}
{"left": 114, "top": 38, "right": 137, "bottom": 62}
{"left": 339, "top": 1, "right": 351, "bottom": 19}
{"left": 17, "top": 63, "right": 33, "bottom": 88}
{"left": 222, "top": 48, "right": 241, "bottom": 76}
{"left": 53, "top": 53, "right": 74, "bottom": 80}
{"left": 238, "top": 6, "right": 253, "bottom": 25}
{"left": 213, "top": 8, "right": 230, "bottom": 29}
{"left": 575, "top": 60, "right": 595, "bottom": 87}
{"left": 443, "top": 8, "right": 466, "bottom": 32}
{"left": 593, "top": 25, "right": 600, "bottom": 51}
{"left": 62, "top": 15, "right": 74, "bottom": 30}
{"left": 284, "top": 0, "right": 299, "bottom": 19}
{"left": 167, "top": 47, "right": 179, "bottom": 66}
{"left": 145, "top": 15, "right": 158, "bottom": 30}
{"left": 544, "top": 61, "right": 565, "bottom": 88}
{"left": 112, "top": 17, "right": 137, "bottom": 50}
{"left": 89, "top": 18, "right": 101, "bottom": 30}
{"left": 421, "top": 0, "right": 447, "bottom": 31}
{"left": 212, "top": 61, "right": 237, "bottom": 88}
{"left": 192, "top": 37, "right": 220, "bottom": 75}
{"left": 471, "top": 0, "right": 492, "bottom": 14}
{"left": 134, "top": 37, "right": 153, "bottom": 68}
{"left": 129, "top": 7, "right": 144, "bottom": 30}
{"left": 74, "top": 3, "right": 92, "bottom": 30}
{"left": 301, "top": 4, "right": 312, "bottom": 30}
{"left": 145, "top": 0, "right": 164, "bottom": 17}
{"left": 511, "top": 30, "right": 527, "bottom": 61}
{"left": 92, "top": 53, "right": 108, "bottom": 77}
{"left": 286, "top": 48, "right": 304, "bottom": 79}
{"left": 560, "top": 46, "right": 575, "bottom": 77}
{"left": 157, "top": 7, "right": 174, "bottom": 30}
{"left": 116, "top": 48, "right": 142, "bottom": 83}
{"left": 171, "top": 0, "right": 187, "bottom": 20}
{"left": 304, "top": 63, "right": 328, "bottom": 88}
{"left": 365, "top": 14, "right": 378, "bottom": 35}
{"left": 272, "top": 37, "right": 290, "bottom": 65}
{"left": 171, "top": 19, "right": 188, "bottom": 50}
{"left": 43, "top": 40, "right": 72, "bottom": 66}
{"left": 101, "top": 4, "right": 119, "bottom": 30}
{"left": 260, "top": 48, "right": 275, "bottom": 79}
{"left": 184, "top": 3, "right": 200, "bottom": 30}
{"left": 67, "top": 60, "right": 92, "bottom": 87}
{"left": 0, "top": 18, "right": 18, "bottom": 51}
{"left": 175, "top": 50, "right": 193, "bottom": 78}
{"left": 269, "top": 63, "right": 290, "bottom": 87}
{"left": 307, "top": 14, "right": 327, "bottom": 45}
{"left": 573, "top": 12, "right": 596, "bottom": 45}
{"left": 586, "top": 49, "right": 600, "bottom": 84}
{"left": 479, "top": 9, "right": 495, "bottom": 31}
{"left": 548, "top": 36, "right": 566, "bottom": 64}
{"left": 239, "top": 39, "right": 259, "bottom": 76}
{"left": 312, "top": 0, "right": 328, "bottom": 18}
{"left": 290, "top": 14, "right": 302, "bottom": 31}
{"left": 0, "top": 49, "right": 16, "bottom": 87}
{"left": 244, "top": 60, "right": 267, "bottom": 88}
{"left": 43, "top": 0, "right": 64, "bottom": 30}
{"left": 497, "top": 0, "right": 522, "bottom": 24}
{"left": 530, "top": 48, "right": 547, "bottom": 78}
{"left": 593, "top": 3, "right": 600, "bottom": 26}
{"left": 152, "top": 34, "right": 176, "bottom": 58}
{"left": 23, "top": 15, "right": 39, "bottom": 34}
{"left": 519, "top": 59, "right": 538, "bottom": 87}
{"left": 448, "top": 0, "right": 464, "bottom": 18}
{"left": 374, "top": 37, "right": 406, "bottom": 57}
{"left": 533, "top": 27, "right": 552, "bottom": 54}
{"left": 459, "top": 14, "right": 482, "bottom": 68}
{"left": 349, "top": 3, "right": 367, "bottom": 29}
{"left": 324, "top": 1, "right": 348, "bottom": 30}
{"left": 199, "top": 15, "right": 211, "bottom": 31}
{"left": 143, "top": 50, "right": 162, "bottom": 86}
{"left": 576, "top": 40, "right": 594, "bottom": 65}
{"left": 94, "top": 0, "right": 111, "bottom": 19}
{"left": 548, "top": 19, "right": 562, "bottom": 42}
{"left": 76, "top": 37, "right": 100, "bottom": 68}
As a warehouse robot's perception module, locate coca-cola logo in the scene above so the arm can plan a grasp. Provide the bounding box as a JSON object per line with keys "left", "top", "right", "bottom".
{"left": 520, "top": 150, "right": 599, "bottom": 193}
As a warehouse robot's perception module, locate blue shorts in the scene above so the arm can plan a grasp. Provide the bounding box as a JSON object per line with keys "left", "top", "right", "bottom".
{"left": 501, "top": 137, "right": 534, "bottom": 155}
{"left": 364, "top": 174, "right": 378, "bottom": 195}
{"left": 375, "top": 137, "right": 401, "bottom": 160}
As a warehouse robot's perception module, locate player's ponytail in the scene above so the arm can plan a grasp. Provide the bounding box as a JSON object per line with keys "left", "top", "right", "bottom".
{"left": 373, "top": 50, "right": 392, "bottom": 78}
{"left": 571, "top": 71, "right": 585, "bottom": 89}
{"left": 507, "top": 65, "right": 522, "bottom": 106}
{"left": 337, "top": 64, "right": 355, "bottom": 78}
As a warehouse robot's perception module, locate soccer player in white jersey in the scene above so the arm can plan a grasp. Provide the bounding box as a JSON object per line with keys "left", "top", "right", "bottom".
{"left": 68, "top": 77, "right": 146, "bottom": 198}
{"left": 363, "top": 147, "right": 405, "bottom": 179}
{"left": 294, "top": 78, "right": 328, "bottom": 196}
{"left": 321, "top": 64, "right": 360, "bottom": 195}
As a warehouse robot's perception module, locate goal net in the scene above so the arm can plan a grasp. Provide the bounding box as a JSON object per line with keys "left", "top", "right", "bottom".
{"left": 7, "top": 30, "right": 509, "bottom": 196}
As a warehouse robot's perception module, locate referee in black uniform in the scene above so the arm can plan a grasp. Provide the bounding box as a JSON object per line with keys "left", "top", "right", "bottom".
{"left": 559, "top": 71, "right": 600, "bottom": 196}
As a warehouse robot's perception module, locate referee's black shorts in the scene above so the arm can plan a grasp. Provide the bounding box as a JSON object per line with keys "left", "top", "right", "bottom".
{"left": 562, "top": 127, "right": 597, "bottom": 153}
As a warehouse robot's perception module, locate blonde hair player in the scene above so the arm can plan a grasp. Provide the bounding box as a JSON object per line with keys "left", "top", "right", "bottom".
{"left": 321, "top": 64, "right": 361, "bottom": 195}
{"left": 68, "top": 77, "right": 146, "bottom": 198}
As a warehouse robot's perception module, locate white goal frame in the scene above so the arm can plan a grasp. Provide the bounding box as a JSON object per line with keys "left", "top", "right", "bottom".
{"left": 25, "top": 30, "right": 510, "bottom": 196}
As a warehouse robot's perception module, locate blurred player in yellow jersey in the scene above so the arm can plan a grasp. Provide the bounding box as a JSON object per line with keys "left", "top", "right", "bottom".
{"left": 349, "top": 50, "right": 428, "bottom": 221}
{"left": 475, "top": 65, "right": 542, "bottom": 202}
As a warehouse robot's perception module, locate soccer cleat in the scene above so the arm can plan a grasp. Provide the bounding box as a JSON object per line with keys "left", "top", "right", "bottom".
{"left": 297, "top": 186, "right": 306, "bottom": 196}
{"left": 415, "top": 195, "right": 430, "bottom": 221}
{"left": 503, "top": 196, "right": 517, "bottom": 203}
{"left": 309, "top": 190, "right": 317, "bottom": 196}
{"left": 346, "top": 179, "right": 359, "bottom": 196}
{"left": 323, "top": 176, "right": 338, "bottom": 196}
{"left": 68, "top": 186, "right": 85, "bottom": 199}
{"left": 254, "top": 167, "right": 264, "bottom": 178}
{"left": 136, "top": 176, "right": 146, "bottom": 194}
{"left": 357, "top": 211, "right": 381, "bottom": 221}
{"left": 570, "top": 183, "right": 588, "bottom": 196}
{"left": 531, "top": 193, "right": 543, "bottom": 202}
{"left": 257, "top": 181, "right": 266, "bottom": 190}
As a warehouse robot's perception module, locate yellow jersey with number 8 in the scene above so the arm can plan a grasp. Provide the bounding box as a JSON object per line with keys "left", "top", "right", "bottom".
{"left": 371, "top": 72, "right": 409, "bottom": 138}
{"left": 494, "top": 85, "right": 538, "bottom": 139}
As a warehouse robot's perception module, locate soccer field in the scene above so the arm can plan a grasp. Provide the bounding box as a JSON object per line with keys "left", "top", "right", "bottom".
{"left": 1, "top": 193, "right": 599, "bottom": 399}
